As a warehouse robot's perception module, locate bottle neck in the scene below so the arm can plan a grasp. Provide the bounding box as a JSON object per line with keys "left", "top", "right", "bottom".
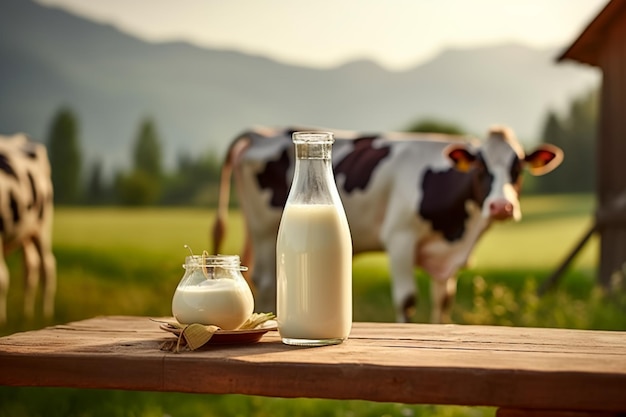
{"left": 288, "top": 146, "right": 337, "bottom": 205}
{"left": 287, "top": 131, "right": 339, "bottom": 206}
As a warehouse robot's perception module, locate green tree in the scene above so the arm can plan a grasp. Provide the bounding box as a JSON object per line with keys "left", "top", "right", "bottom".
{"left": 405, "top": 117, "right": 465, "bottom": 135}
{"left": 85, "top": 159, "right": 107, "bottom": 205}
{"left": 47, "top": 106, "right": 82, "bottom": 204}
{"left": 161, "top": 150, "right": 223, "bottom": 206}
{"left": 133, "top": 118, "right": 162, "bottom": 178}
{"left": 536, "top": 89, "right": 598, "bottom": 194}
{"left": 115, "top": 117, "right": 164, "bottom": 205}
{"left": 115, "top": 170, "right": 161, "bottom": 206}
{"left": 568, "top": 90, "right": 597, "bottom": 192}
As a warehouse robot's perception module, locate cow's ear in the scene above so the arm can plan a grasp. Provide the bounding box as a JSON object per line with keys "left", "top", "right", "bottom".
{"left": 524, "top": 144, "right": 564, "bottom": 176}
{"left": 445, "top": 145, "right": 476, "bottom": 173}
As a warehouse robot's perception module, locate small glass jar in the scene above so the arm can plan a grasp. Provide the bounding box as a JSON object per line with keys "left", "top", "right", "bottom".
{"left": 172, "top": 254, "right": 254, "bottom": 330}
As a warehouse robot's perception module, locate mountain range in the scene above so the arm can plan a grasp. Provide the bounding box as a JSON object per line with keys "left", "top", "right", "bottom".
{"left": 0, "top": 0, "right": 600, "bottom": 174}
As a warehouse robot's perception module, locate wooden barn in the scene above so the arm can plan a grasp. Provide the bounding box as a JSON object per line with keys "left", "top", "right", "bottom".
{"left": 558, "top": 0, "right": 626, "bottom": 288}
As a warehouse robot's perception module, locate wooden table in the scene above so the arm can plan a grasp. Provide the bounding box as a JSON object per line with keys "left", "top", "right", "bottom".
{"left": 0, "top": 316, "right": 625, "bottom": 416}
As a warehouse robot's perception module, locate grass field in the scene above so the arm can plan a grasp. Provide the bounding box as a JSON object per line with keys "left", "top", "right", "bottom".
{"left": 1, "top": 194, "right": 624, "bottom": 417}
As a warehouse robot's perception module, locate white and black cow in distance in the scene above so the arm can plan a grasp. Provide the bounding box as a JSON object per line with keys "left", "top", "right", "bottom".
{"left": 0, "top": 134, "right": 56, "bottom": 325}
{"left": 212, "top": 125, "right": 563, "bottom": 323}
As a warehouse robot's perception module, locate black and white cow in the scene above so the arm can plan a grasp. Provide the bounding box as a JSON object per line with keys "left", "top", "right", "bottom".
{"left": 212, "top": 125, "right": 562, "bottom": 323}
{"left": 0, "top": 133, "right": 56, "bottom": 324}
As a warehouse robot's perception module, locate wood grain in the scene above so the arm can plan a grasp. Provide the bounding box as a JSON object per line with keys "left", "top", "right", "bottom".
{"left": 0, "top": 316, "right": 624, "bottom": 415}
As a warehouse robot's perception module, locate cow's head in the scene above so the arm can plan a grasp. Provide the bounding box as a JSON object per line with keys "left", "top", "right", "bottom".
{"left": 444, "top": 126, "right": 563, "bottom": 221}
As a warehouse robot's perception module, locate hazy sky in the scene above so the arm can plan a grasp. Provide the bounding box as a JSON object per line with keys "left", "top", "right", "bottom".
{"left": 36, "top": 0, "right": 608, "bottom": 71}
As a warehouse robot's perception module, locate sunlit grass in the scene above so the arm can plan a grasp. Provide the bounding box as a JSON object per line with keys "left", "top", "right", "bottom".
{"left": 472, "top": 214, "right": 597, "bottom": 270}
{"left": 52, "top": 194, "right": 598, "bottom": 272}
{"left": 470, "top": 193, "right": 597, "bottom": 270}
{"left": 53, "top": 207, "right": 245, "bottom": 258}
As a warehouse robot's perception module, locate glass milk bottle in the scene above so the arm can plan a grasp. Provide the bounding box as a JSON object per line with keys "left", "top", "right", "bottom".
{"left": 276, "top": 131, "right": 353, "bottom": 346}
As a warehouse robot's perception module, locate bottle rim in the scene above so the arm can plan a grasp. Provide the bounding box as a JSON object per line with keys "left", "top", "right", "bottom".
{"left": 292, "top": 131, "right": 334, "bottom": 144}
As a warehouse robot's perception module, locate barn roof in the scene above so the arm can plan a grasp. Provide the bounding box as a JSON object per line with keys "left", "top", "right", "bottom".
{"left": 558, "top": 0, "right": 626, "bottom": 66}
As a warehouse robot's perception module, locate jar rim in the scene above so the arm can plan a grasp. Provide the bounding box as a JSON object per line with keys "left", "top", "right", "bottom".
{"left": 183, "top": 254, "right": 248, "bottom": 271}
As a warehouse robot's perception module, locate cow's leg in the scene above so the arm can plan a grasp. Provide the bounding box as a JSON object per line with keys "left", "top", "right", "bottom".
{"left": 239, "top": 232, "right": 256, "bottom": 294}
{"left": 38, "top": 240, "right": 56, "bottom": 320}
{"left": 22, "top": 239, "right": 40, "bottom": 320}
{"left": 0, "top": 243, "right": 8, "bottom": 324}
{"left": 385, "top": 231, "right": 417, "bottom": 323}
{"left": 430, "top": 276, "right": 457, "bottom": 324}
{"left": 252, "top": 239, "right": 277, "bottom": 314}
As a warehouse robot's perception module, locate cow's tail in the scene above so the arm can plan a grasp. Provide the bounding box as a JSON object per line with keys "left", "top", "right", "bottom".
{"left": 211, "top": 134, "right": 251, "bottom": 257}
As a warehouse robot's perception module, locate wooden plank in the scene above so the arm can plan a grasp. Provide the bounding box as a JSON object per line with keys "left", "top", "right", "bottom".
{"left": 0, "top": 316, "right": 625, "bottom": 414}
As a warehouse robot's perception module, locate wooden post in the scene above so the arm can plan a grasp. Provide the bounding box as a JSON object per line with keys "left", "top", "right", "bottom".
{"left": 558, "top": 1, "right": 626, "bottom": 290}
{"left": 596, "top": 16, "right": 626, "bottom": 289}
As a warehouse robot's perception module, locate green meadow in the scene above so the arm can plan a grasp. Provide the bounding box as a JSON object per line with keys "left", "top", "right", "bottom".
{"left": 1, "top": 194, "right": 625, "bottom": 417}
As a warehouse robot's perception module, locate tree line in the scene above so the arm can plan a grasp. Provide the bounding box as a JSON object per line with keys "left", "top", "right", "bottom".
{"left": 47, "top": 111, "right": 223, "bottom": 206}
{"left": 46, "top": 89, "right": 597, "bottom": 206}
